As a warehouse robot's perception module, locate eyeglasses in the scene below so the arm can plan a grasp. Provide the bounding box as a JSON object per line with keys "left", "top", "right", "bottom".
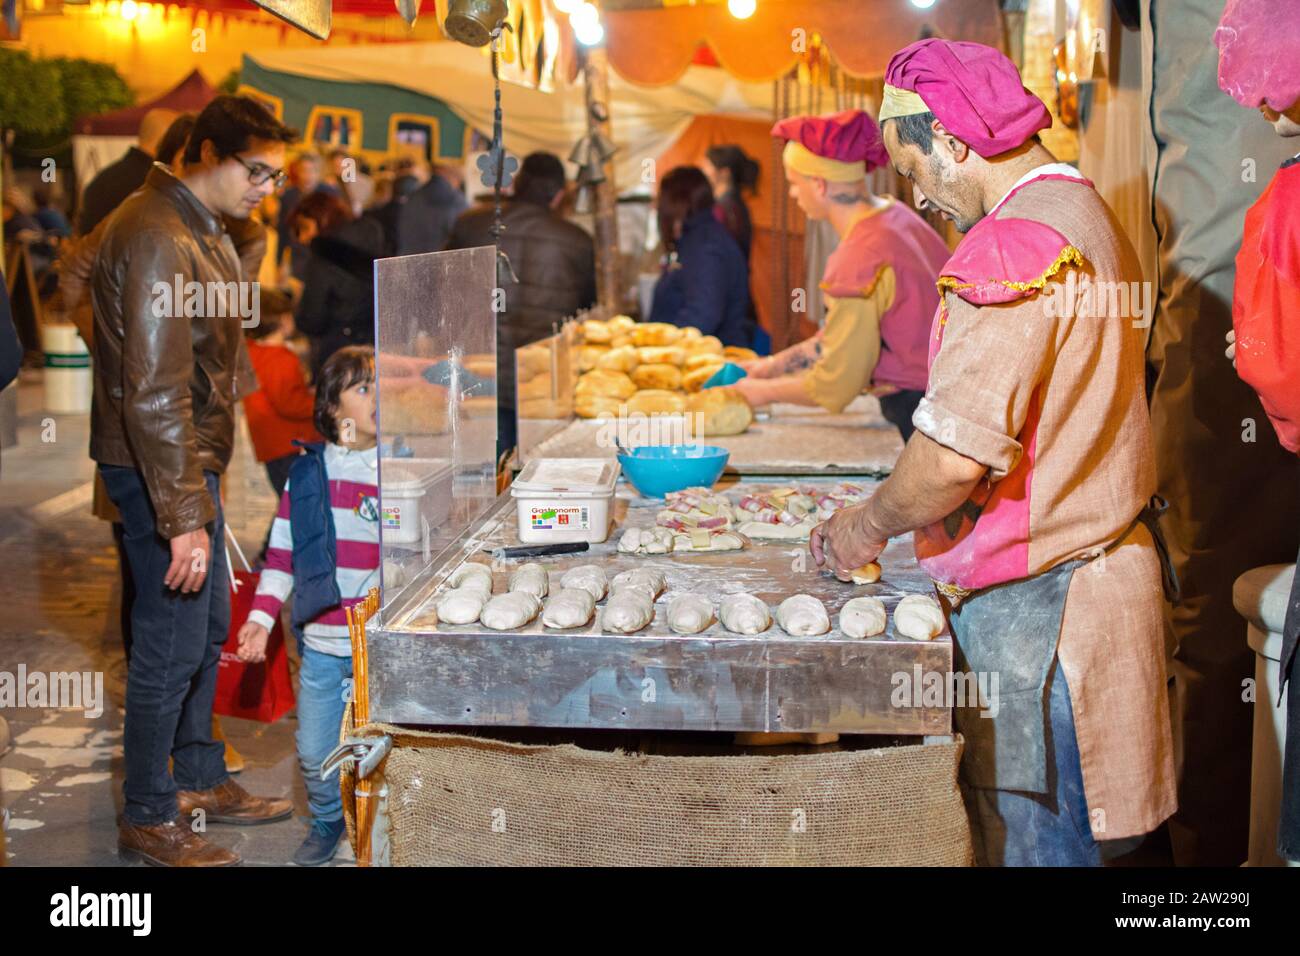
{"left": 232, "top": 154, "right": 287, "bottom": 189}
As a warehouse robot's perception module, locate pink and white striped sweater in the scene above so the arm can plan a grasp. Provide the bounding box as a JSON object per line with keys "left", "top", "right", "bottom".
{"left": 246, "top": 443, "right": 380, "bottom": 657}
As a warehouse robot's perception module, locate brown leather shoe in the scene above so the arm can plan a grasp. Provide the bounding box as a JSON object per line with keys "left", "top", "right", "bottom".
{"left": 176, "top": 778, "right": 293, "bottom": 825}
{"left": 118, "top": 819, "right": 241, "bottom": 867}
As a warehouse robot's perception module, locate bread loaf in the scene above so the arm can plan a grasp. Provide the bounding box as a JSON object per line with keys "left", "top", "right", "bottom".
{"left": 688, "top": 335, "right": 724, "bottom": 355}
{"left": 577, "top": 345, "right": 610, "bottom": 372}
{"left": 581, "top": 319, "right": 612, "bottom": 344}
{"left": 624, "top": 390, "right": 686, "bottom": 415}
{"left": 595, "top": 344, "right": 638, "bottom": 373}
{"left": 682, "top": 364, "right": 725, "bottom": 392}
{"left": 686, "top": 386, "right": 753, "bottom": 436}
{"left": 684, "top": 352, "right": 726, "bottom": 372}
{"left": 575, "top": 369, "right": 637, "bottom": 400}
{"left": 631, "top": 323, "right": 683, "bottom": 347}
{"left": 607, "top": 315, "right": 636, "bottom": 334}
{"left": 630, "top": 363, "right": 683, "bottom": 391}
{"left": 636, "top": 346, "right": 686, "bottom": 367}
{"left": 574, "top": 394, "right": 622, "bottom": 419}
{"left": 723, "top": 346, "right": 758, "bottom": 362}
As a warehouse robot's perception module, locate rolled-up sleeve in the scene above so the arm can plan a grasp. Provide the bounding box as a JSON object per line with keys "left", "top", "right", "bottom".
{"left": 913, "top": 289, "right": 1057, "bottom": 481}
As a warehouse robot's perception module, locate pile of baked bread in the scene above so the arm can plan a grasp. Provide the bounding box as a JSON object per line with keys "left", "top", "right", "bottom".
{"left": 574, "top": 316, "right": 759, "bottom": 436}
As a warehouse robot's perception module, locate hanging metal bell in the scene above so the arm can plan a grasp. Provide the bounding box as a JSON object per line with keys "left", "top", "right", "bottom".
{"left": 394, "top": 0, "right": 422, "bottom": 28}
{"left": 249, "top": 0, "right": 332, "bottom": 40}
{"left": 444, "top": 0, "right": 510, "bottom": 47}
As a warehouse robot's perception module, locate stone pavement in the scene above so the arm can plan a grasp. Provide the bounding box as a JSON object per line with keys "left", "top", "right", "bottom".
{"left": 0, "top": 373, "right": 352, "bottom": 866}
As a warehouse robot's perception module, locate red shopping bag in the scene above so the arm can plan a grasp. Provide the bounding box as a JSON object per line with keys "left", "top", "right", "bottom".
{"left": 214, "top": 530, "right": 295, "bottom": 722}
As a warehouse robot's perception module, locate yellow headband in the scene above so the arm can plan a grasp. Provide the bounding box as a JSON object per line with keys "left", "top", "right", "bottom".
{"left": 781, "top": 141, "right": 865, "bottom": 183}
{"left": 877, "top": 84, "right": 930, "bottom": 124}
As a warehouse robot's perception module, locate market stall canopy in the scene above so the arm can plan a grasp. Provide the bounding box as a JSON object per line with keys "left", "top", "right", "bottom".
{"left": 601, "top": 0, "right": 1005, "bottom": 87}
{"left": 242, "top": 40, "right": 773, "bottom": 187}
{"left": 73, "top": 69, "right": 217, "bottom": 136}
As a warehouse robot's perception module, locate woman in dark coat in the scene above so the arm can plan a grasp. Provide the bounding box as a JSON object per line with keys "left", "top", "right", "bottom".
{"left": 649, "top": 166, "right": 752, "bottom": 347}
{"left": 291, "top": 191, "right": 387, "bottom": 379}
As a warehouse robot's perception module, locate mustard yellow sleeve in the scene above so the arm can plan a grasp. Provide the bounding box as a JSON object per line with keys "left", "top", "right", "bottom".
{"left": 803, "top": 265, "right": 895, "bottom": 413}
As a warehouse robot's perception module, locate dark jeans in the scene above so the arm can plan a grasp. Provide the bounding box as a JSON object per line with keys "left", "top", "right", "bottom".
{"left": 99, "top": 464, "right": 230, "bottom": 826}
{"left": 112, "top": 521, "right": 136, "bottom": 663}
{"left": 879, "top": 388, "right": 924, "bottom": 442}
{"left": 259, "top": 453, "right": 297, "bottom": 561}
{"left": 962, "top": 658, "right": 1102, "bottom": 866}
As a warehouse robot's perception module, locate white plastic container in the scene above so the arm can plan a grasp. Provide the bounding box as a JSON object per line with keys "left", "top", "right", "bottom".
{"left": 511, "top": 458, "right": 621, "bottom": 544}
{"left": 380, "top": 458, "right": 453, "bottom": 546}
{"left": 42, "top": 323, "right": 92, "bottom": 414}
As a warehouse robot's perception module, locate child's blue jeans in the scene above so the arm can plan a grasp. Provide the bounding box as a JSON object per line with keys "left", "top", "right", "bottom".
{"left": 296, "top": 646, "right": 353, "bottom": 824}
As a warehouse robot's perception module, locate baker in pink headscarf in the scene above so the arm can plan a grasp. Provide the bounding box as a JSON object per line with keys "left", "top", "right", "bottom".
{"left": 1215, "top": 0, "right": 1300, "bottom": 865}
{"left": 812, "top": 39, "right": 1179, "bottom": 867}
{"left": 732, "top": 110, "right": 950, "bottom": 441}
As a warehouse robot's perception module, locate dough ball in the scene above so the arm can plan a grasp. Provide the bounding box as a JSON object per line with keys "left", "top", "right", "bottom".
{"left": 480, "top": 591, "right": 542, "bottom": 631}
{"left": 776, "top": 594, "right": 831, "bottom": 637}
{"left": 635, "top": 346, "right": 687, "bottom": 367}
{"left": 435, "top": 587, "right": 487, "bottom": 625}
{"left": 630, "top": 363, "right": 684, "bottom": 391}
{"left": 508, "top": 562, "right": 549, "bottom": 598}
{"left": 686, "top": 387, "right": 754, "bottom": 436}
{"left": 449, "top": 563, "right": 493, "bottom": 595}
{"left": 631, "top": 322, "right": 683, "bottom": 347}
{"left": 575, "top": 369, "right": 637, "bottom": 400}
{"left": 595, "top": 345, "right": 639, "bottom": 373}
{"left": 541, "top": 588, "right": 596, "bottom": 629}
{"left": 851, "top": 562, "right": 881, "bottom": 584}
{"left": 719, "top": 592, "right": 771, "bottom": 635}
{"left": 894, "top": 594, "right": 945, "bottom": 641}
{"left": 623, "top": 390, "right": 686, "bottom": 416}
{"left": 840, "top": 596, "right": 887, "bottom": 638}
{"left": 667, "top": 594, "right": 714, "bottom": 635}
{"left": 611, "top": 567, "right": 667, "bottom": 599}
{"left": 560, "top": 564, "right": 608, "bottom": 601}
{"left": 600, "top": 590, "right": 655, "bottom": 633}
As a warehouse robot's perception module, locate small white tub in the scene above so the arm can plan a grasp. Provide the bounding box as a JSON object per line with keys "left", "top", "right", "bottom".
{"left": 380, "top": 458, "right": 453, "bottom": 546}
{"left": 511, "top": 458, "right": 621, "bottom": 544}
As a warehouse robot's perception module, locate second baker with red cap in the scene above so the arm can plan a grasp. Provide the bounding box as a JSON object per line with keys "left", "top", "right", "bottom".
{"left": 732, "top": 110, "right": 950, "bottom": 441}
{"left": 812, "top": 39, "right": 1180, "bottom": 866}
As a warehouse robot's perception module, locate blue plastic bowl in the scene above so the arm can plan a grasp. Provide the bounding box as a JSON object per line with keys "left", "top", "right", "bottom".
{"left": 617, "top": 444, "right": 730, "bottom": 498}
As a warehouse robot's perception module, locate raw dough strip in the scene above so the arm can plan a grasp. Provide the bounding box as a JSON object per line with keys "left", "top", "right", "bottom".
{"left": 840, "top": 596, "right": 887, "bottom": 639}
{"left": 617, "top": 527, "right": 674, "bottom": 555}
{"left": 718, "top": 592, "right": 771, "bottom": 635}
{"left": 560, "top": 564, "right": 608, "bottom": 602}
{"left": 776, "top": 594, "right": 831, "bottom": 637}
{"left": 449, "top": 563, "right": 494, "bottom": 596}
{"left": 894, "top": 594, "right": 945, "bottom": 641}
{"left": 666, "top": 594, "right": 714, "bottom": 635}
{"left": 541, "top": 588, "right": 597, "bottom": 629}
{"left": 480, "top": 591, "right": 542, "bottom": 631}
{"left": 508, "top": 562, "right": 549, "bottom": 598}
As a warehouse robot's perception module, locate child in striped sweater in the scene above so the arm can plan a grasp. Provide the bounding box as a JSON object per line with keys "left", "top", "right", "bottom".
{"left": 235, "top": 345, "right": 378, "bottom": 866}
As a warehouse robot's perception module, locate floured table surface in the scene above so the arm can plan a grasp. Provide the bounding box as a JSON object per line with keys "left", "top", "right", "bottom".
{"left": 368, "top": 476, "right": 951, "bottom": 735}
{"left": 524, "top": 395, "right": 904, "bottom": 476}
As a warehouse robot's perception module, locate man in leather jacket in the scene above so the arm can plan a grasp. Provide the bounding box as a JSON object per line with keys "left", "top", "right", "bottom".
{"left": 91, "top": 95, "right": 297, "bottom": 867}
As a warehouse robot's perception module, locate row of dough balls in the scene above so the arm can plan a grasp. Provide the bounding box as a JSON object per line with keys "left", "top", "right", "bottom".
{"left": 724, "top": 592, "right": 946, "bottom": 640}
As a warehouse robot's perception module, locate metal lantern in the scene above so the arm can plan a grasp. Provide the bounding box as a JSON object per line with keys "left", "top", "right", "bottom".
{"left": 444, "top": 0, "right": 510, "bottom": 47}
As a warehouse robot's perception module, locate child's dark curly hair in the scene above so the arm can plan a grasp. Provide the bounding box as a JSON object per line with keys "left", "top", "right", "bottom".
{"left": 313, "top": 346, "right": 375, "bottom": 444}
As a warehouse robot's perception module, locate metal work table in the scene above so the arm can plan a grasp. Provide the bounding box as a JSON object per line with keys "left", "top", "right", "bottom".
{"left": 367, "top": 476, "right": 950, "bottom": 736}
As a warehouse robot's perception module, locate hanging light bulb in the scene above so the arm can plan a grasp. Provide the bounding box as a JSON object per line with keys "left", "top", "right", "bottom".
{"left": 553, "top": 0, "right": 580, "bottom": 13}
{"left": 727, "top": 0, "right": 756, "bottom": 19}
{"left": 909, "top": 0, "right": 937, "bottom": 9}
{"left": 572, "top": 2, "right": 604, "bottom": 45}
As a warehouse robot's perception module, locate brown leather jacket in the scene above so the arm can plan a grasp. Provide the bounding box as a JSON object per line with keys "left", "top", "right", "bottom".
{"left": 90, "top": 165, "right": 255, "bottom": 538}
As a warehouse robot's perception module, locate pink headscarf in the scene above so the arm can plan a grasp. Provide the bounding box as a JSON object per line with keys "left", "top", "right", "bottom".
{"left": 883, "top": 39, "right": 1051, "bottom": 158}
{"left": 770, "top": 110, "right": 890, "bottom": 171}
{"left": 1215, "top": 0, "right": 1300, "bottom": 113}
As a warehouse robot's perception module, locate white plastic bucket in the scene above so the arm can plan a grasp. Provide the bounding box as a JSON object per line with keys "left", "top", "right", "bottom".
{"left": 42, "top": 324, "right": 91, "bottom": 414}
{"left": 380, "top": 458, "right": 453, "bottom": 546}
{"left": 511, "top": 458, "right": 620, "bottom": 544}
